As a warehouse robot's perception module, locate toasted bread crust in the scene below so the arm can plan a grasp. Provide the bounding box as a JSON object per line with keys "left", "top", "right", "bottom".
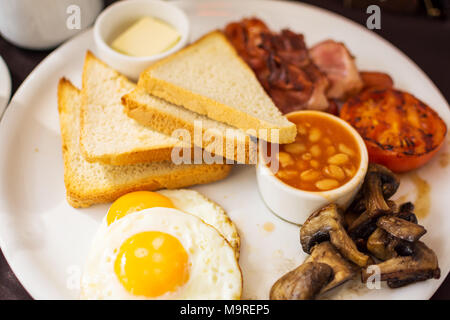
{"left": 58, "top": 78, "right": 231, "bottom": 208}
{"left": 79, "top": 144, "right": 175, "bottom": 166}
{"left": 140, "top": 31, "right": 296, "bottom": 144}
{"left": 122, "top": 91, "right": 256, "bottom": 164}
{"left": 65, "top": 164, "right": 232, "bottom": 208}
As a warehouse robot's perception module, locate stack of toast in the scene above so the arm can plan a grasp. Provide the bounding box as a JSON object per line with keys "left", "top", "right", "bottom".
{"left": 58, "top": 31, "right": 295, "bottom": 208}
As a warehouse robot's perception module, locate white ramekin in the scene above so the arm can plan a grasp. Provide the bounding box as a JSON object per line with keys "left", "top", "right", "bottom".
{"left": 93, "top": 0, "right": 190, "bottom": 80}
{"left": 256, "top": 110, "right": 369, "bottom": 225}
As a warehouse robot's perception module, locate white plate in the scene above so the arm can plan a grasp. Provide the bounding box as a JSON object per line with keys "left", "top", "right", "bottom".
{"left": 0, "top": 0, "right": 449, "bottom": 300}
{"left": 0, "top": 55, "right": 11, "bottom": 117}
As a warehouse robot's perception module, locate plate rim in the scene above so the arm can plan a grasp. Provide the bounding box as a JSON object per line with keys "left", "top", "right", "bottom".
{"left": 0, "top": 28, "right": 94, "bottom": 300}
{"left": 0, "top": 0, "right": 448, "bottom": 300}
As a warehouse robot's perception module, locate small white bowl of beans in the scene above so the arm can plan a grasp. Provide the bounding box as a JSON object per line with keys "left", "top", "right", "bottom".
{"left": 256, "top": 110, "right": 369, "bottom": 225}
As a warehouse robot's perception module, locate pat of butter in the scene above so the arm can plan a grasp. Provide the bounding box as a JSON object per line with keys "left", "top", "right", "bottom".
{"left": 111, "top": 17, "right": 180, "bottom": 57}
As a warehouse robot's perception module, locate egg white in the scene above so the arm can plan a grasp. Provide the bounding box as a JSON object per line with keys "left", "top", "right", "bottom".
{"left": 80, "top": 207, "right": 242, "bottom": 300}
{"left": 158, "top": 189, "right": 240, "bottom": 256}
{"left": 91, "top": 189, "right": 240, "bottom": 258}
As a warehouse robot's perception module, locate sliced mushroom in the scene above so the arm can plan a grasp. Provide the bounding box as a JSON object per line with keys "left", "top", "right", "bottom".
{"left": 393, "top": 240, "right": 416, "bottom": 257}
{"left": 366, "top": 227, "right": 415, "bottom": 260}
{"left": 348, "top": 164, "right": 399, "bottom": 239}
{"left": 367, "top": 228, "right": 396, "bottom": 261}
{"left": 378, "top": 165, "right": 400, "bottom": 199}
{"left": 395, "top": 202, "right": 418, "bottom": 224}
{"left": 305, "top": 242, "right": 357, "bottom": 293}
{"left": 270, "top": 262, "right": 333, "bottom": 300}
{"left": 348, "top": 164, "right": 400, "bottom": 214}
{"left": 377, "top": 216, "right": 426, "bottom": 242}
{"left": 386, "top": 200, "right": 398, "bottom": 213}
{"left": 301, "top": 204, "right": 370, "bottom": 267}
{"left": 347, "top": 200, "right": 397, "bottom": 232}
{"left": 361, "top": 241, "right": 441, "bottom": 288}
{"left": 366, "top": 200, "right": 421, "bottom": 260}
{"left": 399, "top": 201, "right": 414, "bottom": 212}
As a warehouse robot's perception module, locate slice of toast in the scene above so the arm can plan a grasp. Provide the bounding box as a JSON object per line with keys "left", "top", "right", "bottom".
{"left": 80, "top": 51, "right": 189, "bottom": 165}
{"left": 58, "top": 78, "right": 231, "bottom": 208}
{"left": 122, "top": 87, "right": 257, "bottom": 164}
{"left": 138, "top": 31, "right": 296, "bottom": 144}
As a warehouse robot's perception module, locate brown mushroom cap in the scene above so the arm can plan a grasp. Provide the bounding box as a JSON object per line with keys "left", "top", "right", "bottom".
{"left": 375, "top": 164, "right": 400, "bottom": 199}
{"left": 395, "top": 202, "right": 418, "bottom": 224}
{"left": 300, "top": 204, "right": 370, "bottom": 267}
{"left": 377, "top": 216, "right": 426, "bottom": 242}
{"left": 348, "top": 164, "right": 399, "bottom": 239}
{"left": 361, "top": 241, "right": 441, "bottom": 288}
{"left": 346, "top": 164, "right": 400, "bottom": 215}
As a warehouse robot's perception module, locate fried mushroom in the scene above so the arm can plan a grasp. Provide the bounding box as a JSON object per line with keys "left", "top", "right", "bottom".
{"left": 349, "top": 164, "right": 399, "bottom": 239}
{"left": 366, "top": 227, "right": 415, "bottom": 260}
{"left": 305, "top": 242, "right": 357, "bottom": 293}
{"left": 361, "top": 241, "right": 441, "bottom": 288}
{"left": 270, "top": 262, "right": 333, "bottom": 300}
{"left": 395, "top": 202, "right": 418, "bottom": 224}
{"left": 300, "top": 204, "right": 370, "bottom": 267}
{"left": 377, "top": 215, "right": 426, "bottom": 242}
{"left": 366, "top": 228, "right": 397, "bottom": 261}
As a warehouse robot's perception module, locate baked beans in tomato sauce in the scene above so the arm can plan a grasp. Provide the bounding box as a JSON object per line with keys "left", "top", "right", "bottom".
{"left": 268, "top": 112, "right": 361, "bottom": 192}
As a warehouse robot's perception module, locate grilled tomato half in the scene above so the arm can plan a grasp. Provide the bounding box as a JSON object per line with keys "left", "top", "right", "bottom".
{"left": 340, "top": 89, "right": 447, "bottom": 172}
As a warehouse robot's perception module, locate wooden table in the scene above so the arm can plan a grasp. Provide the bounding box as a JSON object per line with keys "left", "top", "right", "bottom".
{"left": 0, "top": 0, "right": 448, "bottom": 300}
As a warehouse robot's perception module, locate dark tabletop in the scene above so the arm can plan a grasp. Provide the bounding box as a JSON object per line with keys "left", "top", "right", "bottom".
{"left": 0, "top": 0, "right": 448, "bottom": 300}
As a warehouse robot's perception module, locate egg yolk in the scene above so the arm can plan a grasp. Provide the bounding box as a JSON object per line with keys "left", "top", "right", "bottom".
{"left": 114, "top": 231, "right": 189, "bottom": 298}
{"left": 107, "top": 191, "right": 175, "bottom": 225}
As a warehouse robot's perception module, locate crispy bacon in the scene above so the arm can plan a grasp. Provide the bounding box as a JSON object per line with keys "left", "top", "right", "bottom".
{"left": 224, "top": 18, "right": 329, "bottom": 114}
{"left": 224, "top": 18, "right": 269, "bottom": 72}
{"left": 266, "top": 55, "right": 315, "bottom": 114}
{"left": 260, "top": 29, "right": 310, "bottom": 67}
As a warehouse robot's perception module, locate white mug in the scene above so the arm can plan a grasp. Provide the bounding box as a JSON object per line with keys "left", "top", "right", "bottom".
{"left": 0, "top": 0, "right": 103, "bottom": 50}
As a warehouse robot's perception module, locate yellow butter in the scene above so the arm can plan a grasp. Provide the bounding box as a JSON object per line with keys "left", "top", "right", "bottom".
{"left": 111, "top": 17, "right": 180, "bottom": 57}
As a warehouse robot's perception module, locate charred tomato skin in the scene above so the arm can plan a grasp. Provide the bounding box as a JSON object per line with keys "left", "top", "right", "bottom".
{"left": 340, "top": 88, "right": 447, "bottom": 173}
{"left": 364, "top": 139, "right": 444, "bottom": 173}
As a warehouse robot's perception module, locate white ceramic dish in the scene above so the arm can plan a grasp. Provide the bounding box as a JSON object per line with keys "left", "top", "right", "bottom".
{"left": 0, "top": 0, "right": 103, "bottom": 50}
{"left": 94, "top": 0, "right": 190, "bottom": 80}
{"left": 257, "top": 111, "right": 369, "bottom": 225}
{"left": 0, "top": 0, "right": 449, "bottom": 300}
{"left": 0, "top": 55, "right": 11, "bottom": 117}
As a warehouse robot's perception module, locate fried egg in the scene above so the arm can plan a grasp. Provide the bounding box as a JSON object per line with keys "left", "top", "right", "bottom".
{"left": 80, "top": 207, "right": 242, "bottom": 299}
{"left": 158, "top": 189, "right": 240, "bottom": 256}
{"left": 102, "top": 190, "right": 240, "bottom": 256}
{"left": 106, "top": 191, "right": 176, "bottom": 225}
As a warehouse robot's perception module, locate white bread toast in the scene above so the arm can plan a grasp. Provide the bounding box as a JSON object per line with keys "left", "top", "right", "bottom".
{"left": 122, "top": 87, "right": 257, "bottom": 164}
{"left": 138, "top": 31, "right": 296, "bottom": 144}
{"left": 79, "top": 51, "right": 189, "bottom": 165}
{"left": 58, "top": 78, "right": 231, "bottom": 208}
